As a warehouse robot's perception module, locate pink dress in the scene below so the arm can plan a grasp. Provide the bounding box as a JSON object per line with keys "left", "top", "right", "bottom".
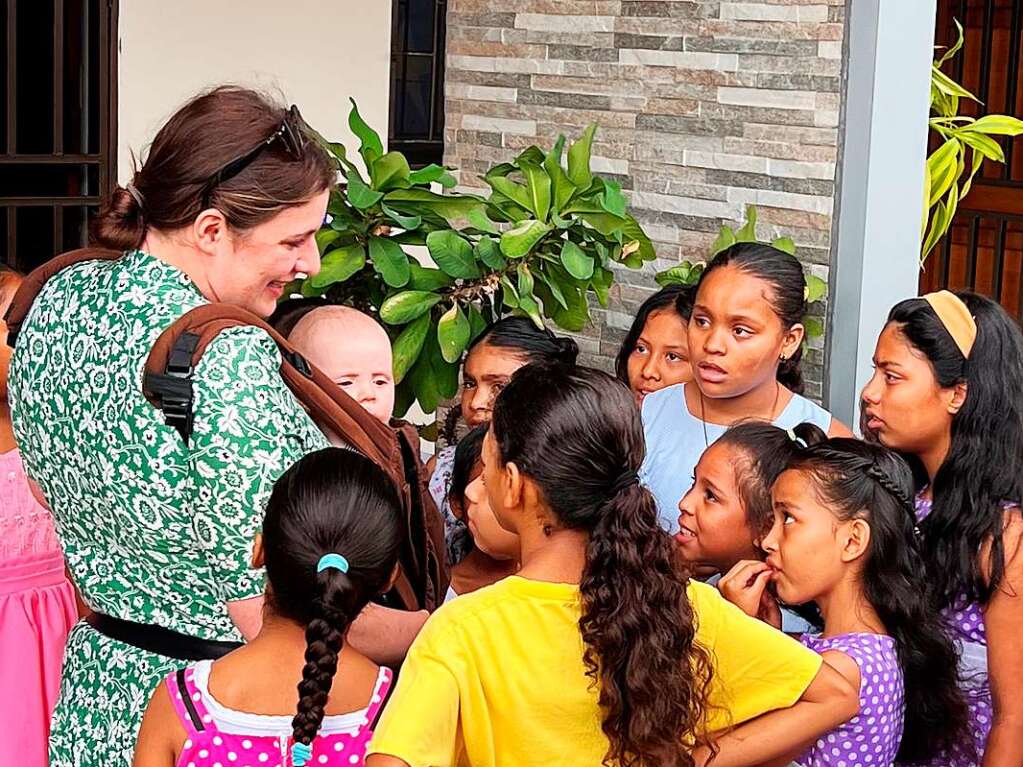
{"left": 0, "top": 449, "right": 77, "bottom": 767}
{"left": 168, "top": 660, "right": 393, "bottom": 767}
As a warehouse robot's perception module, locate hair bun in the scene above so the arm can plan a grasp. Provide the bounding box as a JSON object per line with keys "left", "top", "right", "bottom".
{"left": 91, "top": 185, "right": 146, "bottom": 251}
{"left": 554, "top": 335, "right": 580, "bottom": 365}
{"left": 792, "top": 421, "right": 827, "bottom": 448}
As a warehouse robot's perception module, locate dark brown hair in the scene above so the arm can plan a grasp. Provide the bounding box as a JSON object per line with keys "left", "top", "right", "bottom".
{"left": 92, "top": 86, "right": 335, "bottom": 251}
{"left": 492, "top": 364, "right": 713, "bottom": 767}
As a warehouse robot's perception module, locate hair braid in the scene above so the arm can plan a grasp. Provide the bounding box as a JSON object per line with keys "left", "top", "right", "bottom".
{"left": 291, "top": 614, "right": 345, "bottom": 748}
{"left": 865, "top": 463, "right": 915, "bottom": 514}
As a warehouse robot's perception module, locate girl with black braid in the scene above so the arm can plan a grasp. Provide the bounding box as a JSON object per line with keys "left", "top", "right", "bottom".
{"left": 720, "top": 424, "right": 969, "bottom": 767}
{"left": 134, "top": 448, "right": 402, "bottom": 767}
{"left": 368, "top": 364, "right": 857, "bottom": 767}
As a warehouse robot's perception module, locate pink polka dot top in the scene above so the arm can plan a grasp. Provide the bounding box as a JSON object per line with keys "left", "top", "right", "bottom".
{"left": 166, "top": 660, "right": 393, "bottom": 767}
{"left": 797, "top": 633, "right": 904, "bottom": 767}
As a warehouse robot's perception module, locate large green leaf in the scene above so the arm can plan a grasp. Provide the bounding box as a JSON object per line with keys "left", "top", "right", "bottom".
{"left": 805, "top": 274, "right": 828, "bottom": 304}
{"left": 656, "top": 263, "right": 696, "bottom": 288}
{"left": 316, "top": 229, "right": 341, "bottom": 254}
{"left": 599, "top": 179, "right": 627, "bottom": 218}
{"left": 489, "top": 176, "right": 533, "bottom": 212}
{"left": 710, "top": 225, "right": 737, "bottom": 257}
{"left": 371, "top": 152, "right": 412, "bottom": 192}
{"left": 515, "top": 145, "right": 546, "bottom": 166}
{"left": 537, "top": 268, "right": 569, "bottom": 310}
{"left": 310, "top": 243, "right": 365, "bottom": 288}
{"left": 392, "top": 313, "right": 432, "bottom": 384}
{"left": 437, "top": 304, "right": 471, "bottom": 363}
{"left": 772, "top": 236, "right": 796, "bottom": 256}
{"left": 804, "top": 316, "right": 825, "bottom": 339}
{"left": 590, "top": 266, "right": 614, "bottom": 307}
{"left": 368, "top": 236, "right": 411, "bottom": 287}
{"left": 408, "top": 163, "right": 456, "bottom": 188}
{"left": 383, "top": 188, "right": 487, "bottom": 224}
{"left": 408, "top": 350, "right": 440, "bottom": 413}
{"left": 735, "top": 205, "right": 758, "bottom": 242}
{"left": 325, "top": 141, "right": 359, "bottom": 174}
{"left": 349, "top": 98, "right": 384, "bottom": 166}
{"left": 427, "top": 230, "right": 480, "bottom": 278}
{"left": 486, "top": 193, "right": 531, "bottom": 223}
{"left": 576, "top": 211, "right": 655, "bottom": 261}
{"left": 380, "top": 203, "right": 421, "bottom": 230}
{"left": 520, "top": 161, "right": 552, "bottom": 222}
{"left": 516, "top": 263, "right": 544, "bottom": 328}
{"left": 468, "top": 304, "right": 488, "bottom": 341}
{"left": 551, "top": 281, "right": 590, "bottom": 332}
{"left": 346, "top": 170, "right": 384, "bottom": 210}
{"left": 567, "top": 124, "right": 597, "bottom": 189}
{"left": 501, "top": 219, "right": 552, "bottom": 258}
{"left": 408, "top": 263, "right": 454, "bottom": 291}
{"left": 476, "top": 236, "right": 507, "bottom": 270}
{"left": 560, "top": 240, "right": 594, "bottom": 280}
{"left": 380, "top": 290, "right": 442, "bottom": 325}
{"left": 466, "top": 207, "right": 500, "bottom": 235}
{"left": 424, "top": 328, "right": 460, "bottom": 401}
{"left": 931, "top": 65, "right": 979, "bottom": 101}
{"left": 544, "top": 135, "right": 576, "bottom": 212}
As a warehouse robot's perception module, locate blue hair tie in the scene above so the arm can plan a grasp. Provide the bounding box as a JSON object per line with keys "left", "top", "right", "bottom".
{"left": 291, "top": 741, "right": 313, "bottom": 766}
{"left": 316, "top": 553, "right": 349, "bottom": 574}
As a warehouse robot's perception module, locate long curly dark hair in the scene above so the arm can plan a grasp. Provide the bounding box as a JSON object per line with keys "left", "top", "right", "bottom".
{"left": 863, "top": 292, "right": 1023, "bottom": 608}
{"left": 786, "top": 426, "right": 971, "bottom": 763}
{"left": 262, "top": 448, "right": 402, "bottom": 754}
{"left": 491, "top": 364, "right": 713, "bottom": 766}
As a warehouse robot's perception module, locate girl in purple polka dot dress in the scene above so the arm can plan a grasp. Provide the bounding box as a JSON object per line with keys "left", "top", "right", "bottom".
{"left": 134, "top": 449, "right": 405, "bottom": 767}
{"left": 861, "top": 291, "right": 1023, "bottom": 766}
{"left": 720, "top": 427, "right": 969, "bottom": 767}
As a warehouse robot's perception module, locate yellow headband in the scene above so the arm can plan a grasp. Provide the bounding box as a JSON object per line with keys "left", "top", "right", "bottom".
{"left": 922, "top": 290, "right": 976, "bottom": 359}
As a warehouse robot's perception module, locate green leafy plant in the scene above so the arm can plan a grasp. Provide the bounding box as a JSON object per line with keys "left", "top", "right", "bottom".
{"left": 301, "top": 101, "right": 655, "bottom": 415}
{"left": 654, "top": 205, "right": 827, "bottom": 342}
{"left": 923, "top": 20, "right": 1023, "bottom": 261}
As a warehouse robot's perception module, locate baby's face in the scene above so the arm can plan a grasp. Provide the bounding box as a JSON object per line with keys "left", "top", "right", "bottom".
{"left": 295, "top": 316, "right": 395, "bottom": 423}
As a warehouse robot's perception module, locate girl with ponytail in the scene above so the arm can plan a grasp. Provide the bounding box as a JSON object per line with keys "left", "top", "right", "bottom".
{"left": 134, "top": 448, "right": 402, "bottom": 767}
{"left": 368, "top": 364, "right": 858, "bottom": 767}
{"left": 720, "top": 424, "right": 969, "bottom": 766}
{"left": 641, "top": 243, "right": 851, "bottom": 531}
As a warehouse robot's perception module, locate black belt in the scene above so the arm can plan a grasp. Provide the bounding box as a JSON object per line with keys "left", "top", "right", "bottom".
{"left": 85, "top": 612, "right": 243, "bottom": 661}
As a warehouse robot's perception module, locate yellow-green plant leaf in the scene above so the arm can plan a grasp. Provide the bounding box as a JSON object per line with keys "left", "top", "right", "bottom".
{"left": 310, "top": 243, "right": 365, "bottom": 288}
{"left": 805, "top": 274, "right": 827, "bottom": 304}
{"left": 368, "top": 236, "right": 411, "bottom": 287}
{"left": 466, "top": 207, "right": 499, "bottom": 234}
{"left": 500, "top": 219, "right": 552, "bottom": 258}
{"left": 960, "top": 114, "right": 1023, "bottom": 136}
{"left": 437, "top": 304, "right": 471, "bottom": 363}
{"left": 927, "top": 139, "right": 961, "bottom": 206}
{"left": 931, "top": 65, "right": 979, "bottom": 102}
{"left": 935, "top": 19, "right": 966, "bottom": 67}
{"left": 590, "top": 266, "right": 614, "bottom": 307}
{"left": 426, "top": 230, "right": 480, "bottom": 279}
{"left": 804, "top": 316, "right": 825, "bottom": 339}
{"left": 383, "top": 188, "right": 487, "bottom": 224}
{"left": 956, "top": 130, "right": 1005, "bottom": 162}
{"left": 710, "top": 225, "right": 738, "bottom": 257}
{"left": 567, "top": 124, "right": 597, "bottom": 189}
{"left": 408, "top": 163, "right": 454, "bottom": 186}
{"left": 392, "top": 313, "right": 432, "bottom": 383}
{"left": 521, "top": 161, "right": 552, "bottom": 222}
{"left": 315, "top": 229, "right": 341, "bottom": 254}
{"left": 560, "top": 240, "right": 594, "bottom": 280}
{"left": 381, "top": 203, "right": 421, "bottom": 230}
{"left": 468, "top": 304, "right": 488, "bottom": 341}
{"left": 349, "top": 98, "right": 384, "bottom": 165}
{"left": 476, "top": 236, "right": 506, "bottom": 270}
{"left": 370, "top": 151, "right": 411, "bottom": 191}
{"left": 600, "top": 180, "right": 627, "bottom": 218}
{"left": 958, "top": 148, "right": 985, "bottom": 201}
{"left": 656, "top": 263, "right": 695, "bottom": 287}
{"left": 380, "top": 291, "right": 442, "bottom": 325}
{"left": 408, "top": 263, "right": 453, "bottom": 291}
{"left": 922, "top": 200, "right": 953, "bottom": 261}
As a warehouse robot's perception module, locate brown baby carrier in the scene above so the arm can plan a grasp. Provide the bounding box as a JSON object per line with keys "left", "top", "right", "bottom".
{"left": 6, "top": 248, "right": 449, "bottom": 625}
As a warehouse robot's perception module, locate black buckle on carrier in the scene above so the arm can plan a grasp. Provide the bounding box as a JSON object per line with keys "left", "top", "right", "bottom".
{"left": 143, "top": 331, "right": 200, "bottom": 443}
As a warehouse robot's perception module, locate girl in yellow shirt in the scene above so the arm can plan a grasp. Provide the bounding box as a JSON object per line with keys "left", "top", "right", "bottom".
{"left": 367, "top": 365, "right": 858, "bottom": 767}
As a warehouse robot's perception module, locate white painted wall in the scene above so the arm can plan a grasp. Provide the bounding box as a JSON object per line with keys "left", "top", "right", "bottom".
{"left": 117, "top": 0, "right": 392, "bottom": 182}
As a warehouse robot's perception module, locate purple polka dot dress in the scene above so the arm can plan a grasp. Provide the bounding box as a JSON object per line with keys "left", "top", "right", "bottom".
{"left": 796, "top": 633, "right": 904, "bottom": 767}
{"left": 915, "top": 495, "right": 992, "bottom": 766}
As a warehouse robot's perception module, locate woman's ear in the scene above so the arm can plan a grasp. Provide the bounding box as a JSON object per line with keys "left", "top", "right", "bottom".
{"left": 251, "top": 532, "right": 265, "bottom": 569}
{"left": 780, "top": 322, "right": 806, "bottom": 363}
{"left": 840, "top": 518, "right": 871, "bottom": 564}
{"left": 948, "top": 381, "right": 968, "bottom": 415}
{"left": 192, "top": 208, "right": 229, "bottom": 256}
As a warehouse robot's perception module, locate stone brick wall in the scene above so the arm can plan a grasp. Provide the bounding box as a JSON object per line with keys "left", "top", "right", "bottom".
{"left": 444, "top": 0, "right": 847, "bottom": 400}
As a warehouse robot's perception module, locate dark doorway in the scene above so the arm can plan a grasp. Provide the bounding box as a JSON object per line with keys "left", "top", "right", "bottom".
{"left": 0, "top": 0, "right": 117, "bottom": 273}
{"left": 389, "top": 0, "right": 447, "bottom": 168}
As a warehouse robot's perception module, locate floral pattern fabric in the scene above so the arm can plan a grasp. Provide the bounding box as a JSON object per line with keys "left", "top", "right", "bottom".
{"left": 8, "top": 250, "right": 328, "bottom": 767}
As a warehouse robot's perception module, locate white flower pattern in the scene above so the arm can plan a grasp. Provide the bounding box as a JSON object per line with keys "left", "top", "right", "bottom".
{"left": 8, "top": 250, "right": 328, "bottom": 767}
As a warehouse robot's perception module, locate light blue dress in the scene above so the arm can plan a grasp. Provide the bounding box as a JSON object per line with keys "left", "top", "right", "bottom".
{"left": 639, "top": 383, "right": 833, "bottom": 533}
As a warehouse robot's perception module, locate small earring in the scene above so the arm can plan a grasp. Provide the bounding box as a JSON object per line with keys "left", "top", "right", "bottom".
{"left": 779, "top": 354, "right": 787, "bottom": 362}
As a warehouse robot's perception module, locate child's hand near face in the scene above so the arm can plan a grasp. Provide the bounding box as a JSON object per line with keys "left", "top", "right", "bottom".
{"left": 718, "top": 560, "right": 782, "bottom": 629}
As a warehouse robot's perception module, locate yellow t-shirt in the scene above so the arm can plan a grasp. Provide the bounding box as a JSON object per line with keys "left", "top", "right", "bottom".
{"left": 369, "top": 576, "right": 822, "bottom": 767}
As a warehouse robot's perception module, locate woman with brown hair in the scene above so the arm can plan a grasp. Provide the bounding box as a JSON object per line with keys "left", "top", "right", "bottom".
{"left": 6, "top": 86, "right": 337, "bottom": 766}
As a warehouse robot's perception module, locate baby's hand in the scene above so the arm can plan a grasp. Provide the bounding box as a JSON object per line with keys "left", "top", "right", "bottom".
{"left": 718, "top": 560, "right": 782, "bottom": 628}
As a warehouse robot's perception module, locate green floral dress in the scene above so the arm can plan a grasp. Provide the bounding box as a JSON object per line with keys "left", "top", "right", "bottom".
{"left": 8, "top": 250, "right": 329, "bottom": 766}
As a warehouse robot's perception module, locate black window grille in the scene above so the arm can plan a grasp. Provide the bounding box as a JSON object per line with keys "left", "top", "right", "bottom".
{"left": 1, "top": 0, "right": 117, "bottom": 273}
{"left": 389, "top": 0, "right": 446, "bottom": 168}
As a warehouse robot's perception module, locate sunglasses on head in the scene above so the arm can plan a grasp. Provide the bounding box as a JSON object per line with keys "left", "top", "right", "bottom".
{"left": 200, "top": 104, "right": 308, "bottom": 209}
